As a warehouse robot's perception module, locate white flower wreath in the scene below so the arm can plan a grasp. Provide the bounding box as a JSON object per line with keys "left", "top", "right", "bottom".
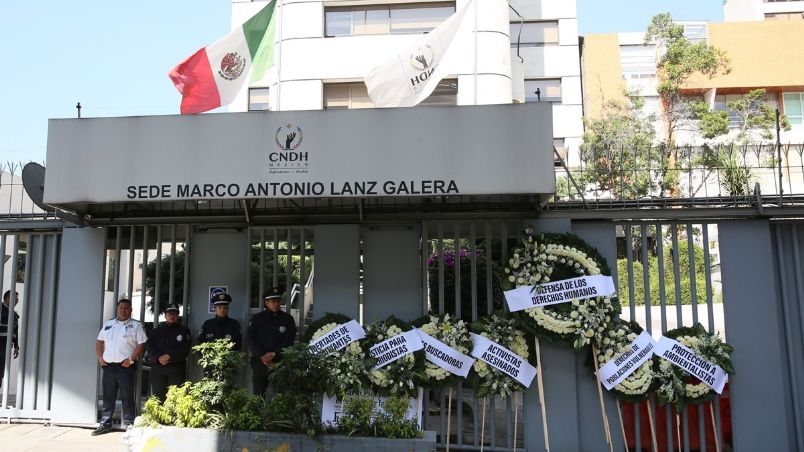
{"left": 310, "top": 318, "right": 369, "bottom": 396}
{"left": 362, "top": 318, "right": 425, "bottom": 398}
{"left": 471, "top": 314, "right": 530, "bottom": 399}
{"left": 595, "top": 322, "right": 655, "bottom": 400}
{"left": 504, "top": 229, "right": 619, "bottom": 350}
{"left": 655, "top": 324, "right": 734, "bottom": 409}
{"left": 415, "top": 313, "right": 472, "bottom": 385}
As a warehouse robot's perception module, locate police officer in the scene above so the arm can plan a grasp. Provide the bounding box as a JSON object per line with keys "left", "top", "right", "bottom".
{"left": 93, "top": 298, "right": 147, "bottom": 435}
{"left": 199, "top": 293, "right": 242, "bottom": 350}
{"left": 146, "top": 303, "right": 191, "bottom": 401}
{"left": 247, "top": 287, "right": 296, "bottom": 396}
{"left": 0, "top": 291, "right": 20, "bottom": 389}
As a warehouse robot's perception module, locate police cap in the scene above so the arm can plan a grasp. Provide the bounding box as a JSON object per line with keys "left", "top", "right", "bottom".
{"left": 212, "top": 293, "right": 232, "bottom": 306}
{"left": 164, "top": 303, "right": 180, "bottom": 313}
{"left": 263, "top": 287, "right": 283, "bottom": 301}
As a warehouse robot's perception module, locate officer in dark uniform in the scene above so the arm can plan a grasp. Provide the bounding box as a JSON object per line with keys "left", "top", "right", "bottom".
{"left": 146, "top": 303, "right": 191, "bottom": 401}
{"left": 0, "top": 291, "right": 20, "bottom": 389}
{"left": 198, "top": 293, "right": 242, "bottom": 350}
{"left": 247, "top": 287, "right": 296, "bottom": 396}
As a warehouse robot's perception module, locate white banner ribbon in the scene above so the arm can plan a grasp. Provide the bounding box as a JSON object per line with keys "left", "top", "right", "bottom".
{"left": 415, "top": 328, "right": 475, "bottom": 377}
{"left": 504, "top": 275, "right": 616, "bottom": 312}
{"left": 308, "top": 320, "right": 366, "bottom": 355}
{"left": 370, "top": 329, "right": 424, "bottom": 370}
{"left": 598, "top": 331, "right": 656, "bottom": 390}
{"left": 654, "top": 336, "right": 728, "bottom": 394}
{"left": 470, "top": 333, "right": 536, "bottom": 388}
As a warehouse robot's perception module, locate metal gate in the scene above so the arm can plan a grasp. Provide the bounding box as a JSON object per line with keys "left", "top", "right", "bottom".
{"left": 420, "top": 219, "right": 526, "bottom": 451}
{"left": 0, "top": 231, "right": 61, "bottom": 422}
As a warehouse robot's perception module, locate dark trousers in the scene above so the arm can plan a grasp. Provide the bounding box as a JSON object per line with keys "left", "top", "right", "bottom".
{"left": 250, "top": 357, "right": 271, "bottom": 397}
{"left": 150, "top": 364, "right": 186, "bottom": 402}
{"left": 100, "top": 364, "right": 136, "bottom": 426}
{"left": 0, "top": 340, "right": 11, "bottom": 388}
{"left": 0, "top": 347, "right": 5, "bottom": 387}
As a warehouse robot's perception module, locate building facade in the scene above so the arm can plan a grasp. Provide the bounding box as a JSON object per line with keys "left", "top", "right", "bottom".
{"left": 724, "top": 0, "right": 804, "bottom": 21}
{"left": 582, "top": 18, "right": 804, "bottom": 147}
{"left": 230, "top": 0, "right": 583, "bottom": 160}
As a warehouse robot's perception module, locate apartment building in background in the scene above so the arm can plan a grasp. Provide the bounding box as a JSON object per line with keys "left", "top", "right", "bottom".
{"left": 229, "top": 0, "right": 583, "bottom": 161}
{"left": 582, "top": 17, "right": 804, "bottom": 146}
{"left": 724, "top": 0, "right": 804, "bottom": 21}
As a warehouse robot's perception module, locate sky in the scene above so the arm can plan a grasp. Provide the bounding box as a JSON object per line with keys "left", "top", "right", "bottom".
{"left": 0, "top": 1, "right": 724, "bottom": 164}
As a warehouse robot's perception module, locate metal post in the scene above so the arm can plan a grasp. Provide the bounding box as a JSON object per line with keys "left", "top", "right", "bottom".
{"left": 29, "top": 235, "right": 45, "bottom": 409}
{"left": 0, "top": 234, "right": 8, "bottom": 408}
{"left": 154, "top": 227, "right": 163, "bottom": 319}
{"left": 168, "top": 225, "right": 176, "bottom": 306}
{"left": 776, "top": 108, "right": 783, "bottom": 205}
{"left": 113, "top": 227, "right": 122, "bottom": 303}
{"left": 43, "top": 234, "right": 59, "bottom": 410}
{"left": 16, "top": 235, "right": 33, "bottom": 409}
{"left": 127, "top": 227, "right": 136, "bottom": 300}
{"left": 182, "top": 225, "right": 192, "bottom": 328}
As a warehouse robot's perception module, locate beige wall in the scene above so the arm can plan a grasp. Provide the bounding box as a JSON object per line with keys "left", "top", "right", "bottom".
{"left": 581, "top": 34, "right": 626, "bottom": 118}
{"left": 683, "top": 20, "right": 804, "bottom": 91}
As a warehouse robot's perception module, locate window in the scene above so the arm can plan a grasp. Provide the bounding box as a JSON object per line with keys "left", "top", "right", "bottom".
{"left": 715, "top": 93, "right": 777, "bottom": 127}
{"left": 524, "top": 79, "right": 561, "bottom": 102}
{"left": 325, "top": 3, "right": 455, "bottom": 37}
{"left": 784, "top": 93, "right": 804, "bottom": 126}
{"left": 682, "top": 23, "right": 708, "bottom": 44}
{"left": 248, "top": 88, "right": 270, "bottom": 111}
{"left": 510, "top": 22, "right": 559, "bottom": 46}
{"left": 323, "top": 80, "right": 458, "bottom": 109}
{"left": 764, "top": 12, "right": 804, "bottom": 19}
{"left": 620, "top": 44, "right": 656, "bottom": 79}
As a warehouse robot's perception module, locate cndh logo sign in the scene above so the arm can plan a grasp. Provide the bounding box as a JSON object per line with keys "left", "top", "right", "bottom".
{"left": 269, "top": 123, "right": 309, "bottom": 172}
{"left": 409, "top": 45, "right": 436, "bottom": 89}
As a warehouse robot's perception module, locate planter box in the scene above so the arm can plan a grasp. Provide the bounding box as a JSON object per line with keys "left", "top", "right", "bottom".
{"left": 125, "top": 425, "right": 437, "bottom": 452}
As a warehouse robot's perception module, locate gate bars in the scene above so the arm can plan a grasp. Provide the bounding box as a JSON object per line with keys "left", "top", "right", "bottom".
{"left": 0, "top": 232, "right": 60, "bottom": 421}
{"left": 100, "top": 225, "right": 191, "bottom": 422}
{"left": 618, "top": 222, "right": 727, "bottom": 452}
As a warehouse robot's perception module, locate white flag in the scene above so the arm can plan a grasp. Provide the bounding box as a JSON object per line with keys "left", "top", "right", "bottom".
{"left": 364, "top": 0, "right": 474, "bottom": 108}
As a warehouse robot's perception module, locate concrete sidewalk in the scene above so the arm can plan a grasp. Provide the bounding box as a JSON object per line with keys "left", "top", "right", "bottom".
{"left": 0, "top": 422, "right": 125, "bottom": 452}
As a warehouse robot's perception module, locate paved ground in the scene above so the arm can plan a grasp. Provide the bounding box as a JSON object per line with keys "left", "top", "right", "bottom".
{"left": 0, "top": 422, "right": 126, "bottom": 452}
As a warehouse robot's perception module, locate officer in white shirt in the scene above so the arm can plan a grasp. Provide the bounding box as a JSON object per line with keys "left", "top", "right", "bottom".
{"left": 92, "top": 298, "right": 147, "bottom": 436}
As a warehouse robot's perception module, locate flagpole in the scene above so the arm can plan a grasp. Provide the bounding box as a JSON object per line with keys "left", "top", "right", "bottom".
{"left": 276, "top": 0, "right": 284, "bottom": 111}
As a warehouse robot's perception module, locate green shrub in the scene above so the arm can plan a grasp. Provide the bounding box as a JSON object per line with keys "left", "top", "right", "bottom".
{"left": 374, "top": 395, "right": 422, "bottom": 440}
{"left": 141, "top": 383, "right": 210, "bottom": 428}
{"left": 337, "top": 395, "right": 375, "bottom": 437}
{"left": 266, "top": 392, "right": 324, "bottom": 437}
{"left": 140, "top": 339, "right": 266, "bottom": 431}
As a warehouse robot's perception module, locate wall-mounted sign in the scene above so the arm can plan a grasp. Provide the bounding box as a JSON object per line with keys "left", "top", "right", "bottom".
{"left": 44, "top": 104, "right": 555, "bottom": 205}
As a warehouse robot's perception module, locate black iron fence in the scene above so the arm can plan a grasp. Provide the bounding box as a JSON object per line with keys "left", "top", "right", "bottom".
{"left": 552, "top": 143, "right": 804, "bottom": 208}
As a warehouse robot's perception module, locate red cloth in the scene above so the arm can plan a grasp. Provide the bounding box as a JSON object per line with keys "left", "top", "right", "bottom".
{"left": 621, "top": 384, "right": 731, "bottom": 451}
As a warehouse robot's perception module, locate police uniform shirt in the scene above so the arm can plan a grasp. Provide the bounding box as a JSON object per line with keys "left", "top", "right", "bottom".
{"left": 97, "top": 318, "right": 147, "bottom": 363}
{"left": 147, "top": 322, "right": 192, "bottom": 367}
{"left": 247, "top": 310, "right": 296, "bottom": 362}
{"left": 199, "top": 316, "right": 242, "bottom": 350}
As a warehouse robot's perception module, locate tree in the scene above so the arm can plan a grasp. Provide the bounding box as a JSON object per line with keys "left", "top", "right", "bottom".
{"left": 579, "top": 90, "right": 659, "bottom": 198}
{"left": 692, "top": 89, "right": 791, "bottom": 144}
{"left": 645, "top": 13, "right": 731, "bottom": 145}
{"left": 690, "top": 89, "right": 791, "bottom": 196}
{"left": 645, "top": 13, "right": 731, "bottom": 196}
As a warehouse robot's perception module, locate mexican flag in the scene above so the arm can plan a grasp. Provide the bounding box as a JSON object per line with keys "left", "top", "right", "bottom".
{"left": 169, "top": 1, "right": 277, "bottom": 114}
